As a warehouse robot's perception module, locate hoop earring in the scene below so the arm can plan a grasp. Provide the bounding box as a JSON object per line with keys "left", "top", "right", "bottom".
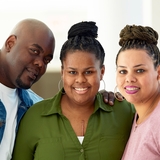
{"left": 58, "top": 79, "right": 65, "bottom": 94}
{"left": 101, "top": 79, "right": 106, "bottom": 90}
{"left": 114, "top": 85, "right": 125, "bottom": 101}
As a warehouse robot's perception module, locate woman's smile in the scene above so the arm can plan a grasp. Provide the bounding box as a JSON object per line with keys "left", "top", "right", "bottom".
{"left": 74, "top": 87, "right": 89, "bottom": 94}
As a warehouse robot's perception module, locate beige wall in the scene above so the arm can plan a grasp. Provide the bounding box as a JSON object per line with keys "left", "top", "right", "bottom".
{"left": 31, "top": 71, "right": 61, "bottom": 99}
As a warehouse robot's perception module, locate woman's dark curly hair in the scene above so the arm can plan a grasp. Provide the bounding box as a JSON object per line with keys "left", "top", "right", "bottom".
{"left": 116, "top": 24, "right": 160, "bottom": 69}
{"left": 59, "top": 21, "right": 105, "bottom": 68}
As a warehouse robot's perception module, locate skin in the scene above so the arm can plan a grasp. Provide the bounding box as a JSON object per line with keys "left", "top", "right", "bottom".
{"left": 60, "top": 50, "right": 105, "bottom": 135}
{"left": 0, "top": 19, "right": 55, "bottom": 89}
{"left": 61, "top": 50, "right": 105, "bottom": 106}
{"left": 116, "top": 49, "right": 160, "bottom": 123}
{"left": 0, "top": 18, "right": 114, "bottom": 105}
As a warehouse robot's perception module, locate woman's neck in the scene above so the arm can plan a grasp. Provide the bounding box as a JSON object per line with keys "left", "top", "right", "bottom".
{"left": 135, "top": 90, "right": 160, "bottom": 124}
{"left": 61, "top": 94, "right": 95, "bottom": 110}
{"left": 60, "top": 94, "right": 95, "bottom": 136}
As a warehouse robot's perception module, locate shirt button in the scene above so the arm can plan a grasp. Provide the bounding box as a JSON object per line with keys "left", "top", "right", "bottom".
{"left": 80, "top": 149, "right": 84, "bottom": 152}
{"left": 0, "top": 121, "right": 4, "bottom": 127}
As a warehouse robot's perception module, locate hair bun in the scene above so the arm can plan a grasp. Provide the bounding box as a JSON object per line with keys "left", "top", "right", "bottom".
{"left": 68, "top": 21, "right": 98, "bottom": 39}
{"left": 119, "top": 25, "right": 158, "bottom": 46}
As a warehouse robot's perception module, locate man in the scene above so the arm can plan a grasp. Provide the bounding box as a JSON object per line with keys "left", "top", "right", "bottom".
{"left": 0, "top": 18, "right": 55, "bottom": 159}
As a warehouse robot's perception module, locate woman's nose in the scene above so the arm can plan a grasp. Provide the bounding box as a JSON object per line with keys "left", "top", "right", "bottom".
{"left": 125, "top": 74, "right": 136, "bottom": 83}
{"left": 75, "top": 74, "right": 87, "bottom": 83}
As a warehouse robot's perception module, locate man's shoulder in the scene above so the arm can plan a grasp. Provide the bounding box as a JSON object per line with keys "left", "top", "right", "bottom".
{"left": 26, "top": 89, "right": 43, "bottom": 103}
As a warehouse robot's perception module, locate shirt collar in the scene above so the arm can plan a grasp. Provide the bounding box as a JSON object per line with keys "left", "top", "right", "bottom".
{"left": 41, "top": 89, "right": 113, "bottom": 116}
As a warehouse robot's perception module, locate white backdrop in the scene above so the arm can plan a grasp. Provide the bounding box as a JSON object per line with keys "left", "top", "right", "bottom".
{"left": 0, "top": 0, "right": 159, "bottom": 92}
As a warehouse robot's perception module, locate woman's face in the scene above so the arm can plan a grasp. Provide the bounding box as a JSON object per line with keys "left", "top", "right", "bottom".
{"left": 61, "top": 50, "right": 105, "bottom": 105}
{"left": 116, "top": 49, "right": 160, "bottom": 105}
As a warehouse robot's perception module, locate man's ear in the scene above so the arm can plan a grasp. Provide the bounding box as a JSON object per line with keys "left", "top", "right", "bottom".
{"left": 5, "top": 35, "right": 17, "bottom": 52}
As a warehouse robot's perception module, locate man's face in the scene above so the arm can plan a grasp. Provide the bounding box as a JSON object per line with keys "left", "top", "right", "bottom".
{"left": 3, "top": 30, "right": 55, "bottom": 89}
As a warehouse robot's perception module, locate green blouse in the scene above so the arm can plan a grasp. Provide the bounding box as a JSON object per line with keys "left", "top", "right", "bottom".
{"left": 12, "top": 90, "right": 135, "bottom": 160}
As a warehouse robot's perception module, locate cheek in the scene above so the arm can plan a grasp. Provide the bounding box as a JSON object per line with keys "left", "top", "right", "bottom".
{"left": 90, "top": 77, "right": 101, "bottom": 91}
{"left": 42, "top": 66, "right": 47, "bottom": 74}
{"left": 62, "top": 76, "right": 73, "bottom": 87}
{"left": 37, "top": 65, "right": 47, "bottom": 79}
{"left": 140, "top": 76, "right": 152, "bottom": 87}
{"left": 39, "top": 70, "right": 46, "bottom": 78}
{"left": 116, "top": 76, "right": 124, "bottom": 86}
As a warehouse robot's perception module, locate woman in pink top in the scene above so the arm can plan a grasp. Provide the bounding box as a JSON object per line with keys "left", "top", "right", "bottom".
{"left": 115, "top": 25, "right": 160, "bottom": 160}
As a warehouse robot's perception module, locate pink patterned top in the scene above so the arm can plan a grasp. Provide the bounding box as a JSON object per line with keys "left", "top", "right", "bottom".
{"left": 122, "top": 101, "right": 160, "bottom": 160}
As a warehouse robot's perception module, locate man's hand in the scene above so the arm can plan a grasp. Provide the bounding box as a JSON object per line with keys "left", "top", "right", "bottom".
{"left": 99, "top": 90, "right": 115, "bottom": 106}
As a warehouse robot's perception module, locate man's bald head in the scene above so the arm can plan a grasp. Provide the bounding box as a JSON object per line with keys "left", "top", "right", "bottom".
{"left": 0, "top": 18, "right": 55, "bottom": 89}
{"left": 10, "top": 18, "right": 55, "bottom": 42}
{"left": 11, "top": 19, "right": 54, "bottom": 37}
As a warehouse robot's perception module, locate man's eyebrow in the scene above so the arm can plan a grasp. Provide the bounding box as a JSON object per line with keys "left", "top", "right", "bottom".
{"left": 32, "top": 43, "right": 53, "bottom": 59}
{"left": 32, "top": 44, "right": 44, "bottom": 53}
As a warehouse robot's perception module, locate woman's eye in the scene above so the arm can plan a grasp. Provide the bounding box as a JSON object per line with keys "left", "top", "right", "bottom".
{"left": 137, "top": 69, "right": 145, "bottom": 73}
{"left": 85, "top": 71, "right": 92, "bottom": 75}
{"left": 69, "top": 71, "right": 76, "bottom": 74}
{"left": 119, "top": 70, "right": 127, "bottom": 74}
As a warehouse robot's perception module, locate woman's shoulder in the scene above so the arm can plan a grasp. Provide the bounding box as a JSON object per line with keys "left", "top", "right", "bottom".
{"left": 96, "top": 92, "right": 135, "bottom": 115}
{"left": 28, "top": 91, "right": 62, "bottom": 112}
{"left": 97, "top": 92, "right": 135, "bottom": 110}
{"left": 113, "top": 99, "right": 135, "bottom": 112}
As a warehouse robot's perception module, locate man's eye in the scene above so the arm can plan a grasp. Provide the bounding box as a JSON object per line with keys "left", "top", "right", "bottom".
{"left": 44, "top": 58, "right": 52, "bottom": 64}
{"left": 30, "top": 48, "right": 39, "bottom": 54}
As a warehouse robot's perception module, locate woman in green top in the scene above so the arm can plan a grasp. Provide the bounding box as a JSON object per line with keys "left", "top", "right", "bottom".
{"left": 12, "top": 21, "right": 135, "bottom": 160}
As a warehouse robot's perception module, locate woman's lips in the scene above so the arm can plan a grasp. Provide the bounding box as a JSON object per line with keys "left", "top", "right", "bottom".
{"left": 125, "top": 86, "right": 139, "bottom": 94}
{"left": 74, "top": 87, "right": 88, "bottom": 94}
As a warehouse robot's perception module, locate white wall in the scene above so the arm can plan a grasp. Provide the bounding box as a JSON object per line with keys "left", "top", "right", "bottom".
{"left": 0, "top": 0, "right": 158, "bottom": 92}
{"left": 87, "top": 0, "right": 152, "bottom": 91}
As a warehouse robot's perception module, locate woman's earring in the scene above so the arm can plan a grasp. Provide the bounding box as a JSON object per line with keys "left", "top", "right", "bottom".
{"left": 101, "top": 79, "right": 106, "bottom": 90}
{"left": 58, "top": 78, "right": 65, "bottom": 94}
{"left": 114, "top": 86, "right": 125, "bottom": 101}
